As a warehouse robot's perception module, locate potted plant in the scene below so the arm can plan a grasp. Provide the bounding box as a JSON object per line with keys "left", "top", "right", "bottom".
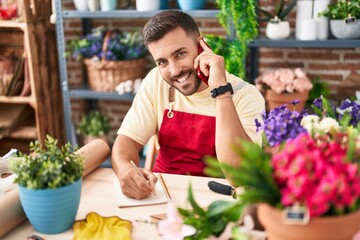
{"left": 255, "top": 68, "right": 313, "bottom": 112}
{"left": 256, "top": 0, "right": 297, "bottom": 40}
{"left": 157, "top": 96, "right": 360, "bottom": 239}
{"left": 66, "top": 27, "right": 148, "bottom": 91}
{"left": 76, "top": 110, "right": 111, "bottom": 145}
{"left": 9, "top": 135, "right": 84, "bottom": 234}
{"left": 318, "top": 0, "right": 360, "bottom": 39}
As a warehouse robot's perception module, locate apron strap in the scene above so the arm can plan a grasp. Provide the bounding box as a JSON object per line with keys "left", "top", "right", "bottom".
{"left": 167, "top": 87, "right": 175, "bottom": 119}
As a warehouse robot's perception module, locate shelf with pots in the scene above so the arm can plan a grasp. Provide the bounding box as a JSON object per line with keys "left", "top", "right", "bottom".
{"left": 54, "top": 0, "right": 220, "bottom": 143}
{"left": 248, "top": 0, "right": 360, "bottom": 83}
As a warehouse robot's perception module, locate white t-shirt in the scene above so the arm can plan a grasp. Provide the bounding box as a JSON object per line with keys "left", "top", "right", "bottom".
{"left": 118, "top": 67, "right": 265, "bottom": 146}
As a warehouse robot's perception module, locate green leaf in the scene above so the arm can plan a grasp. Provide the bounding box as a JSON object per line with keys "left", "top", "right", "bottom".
{"left": 322, "top": 96, "right": 336, "bottom": 118}
{"left": 187, "top": 183, "right": 206, "bottom": 216}
{"left": 207, "top": 200, "right": 243, "bottom": 221}
{"left": 9, "top": 135, "right": 84, "bottom": 189}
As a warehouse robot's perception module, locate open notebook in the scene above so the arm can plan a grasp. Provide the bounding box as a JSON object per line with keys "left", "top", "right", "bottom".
{"left": 113, "top": 174, "right": 171, "bottom": 208}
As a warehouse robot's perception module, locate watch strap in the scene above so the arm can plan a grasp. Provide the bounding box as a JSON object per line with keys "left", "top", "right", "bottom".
{"left": 210, "top": 83, "right": 234, "bottom": 98}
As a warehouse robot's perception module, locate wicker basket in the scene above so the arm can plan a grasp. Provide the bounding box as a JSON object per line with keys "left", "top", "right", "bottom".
{"left": 84, "top": 57, "right": 146, "bottom": 92}
{"left": 83, "top": 30, "right": 147, "bottom": 92}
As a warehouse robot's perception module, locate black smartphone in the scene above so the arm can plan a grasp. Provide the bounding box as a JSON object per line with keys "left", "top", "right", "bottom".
{"left": 197, "top": 39, "right": 211, "bottom": 85}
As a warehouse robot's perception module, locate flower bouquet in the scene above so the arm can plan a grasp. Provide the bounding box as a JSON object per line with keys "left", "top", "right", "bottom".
{"left": 158, "top": 97, "right": 360, "bottom": 240}
{"left": 66, "top": 27, "right": 148, "bottom": 92}
{"left": 255, "top": 68, "right": 313, "bottom": 111}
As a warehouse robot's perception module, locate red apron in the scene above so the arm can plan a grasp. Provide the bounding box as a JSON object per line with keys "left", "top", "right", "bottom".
{"left": 152, "top": 88, "right": 216, "bottom": 176}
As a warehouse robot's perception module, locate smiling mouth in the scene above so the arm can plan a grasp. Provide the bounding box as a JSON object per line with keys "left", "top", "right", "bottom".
{"left": 176, "top": 72, "right": 191, "bottom": 83}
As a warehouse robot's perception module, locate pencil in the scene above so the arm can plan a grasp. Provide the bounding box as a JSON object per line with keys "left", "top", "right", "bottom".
{"left": 130, "top": 160, "right": 148, "bottom": 182}
{"left": 158, "top": 174, "right": 171, "bottom": 199}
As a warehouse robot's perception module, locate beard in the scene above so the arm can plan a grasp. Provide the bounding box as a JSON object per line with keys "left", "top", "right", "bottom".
{"left": 164, "top": 69, "right": 202, "bottom": 96}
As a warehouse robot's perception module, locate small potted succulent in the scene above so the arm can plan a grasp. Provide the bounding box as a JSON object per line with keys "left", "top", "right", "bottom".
{"left": 256, "top": 0, "right": 297, "bottom": 40}
{"left": 318, "top": 0, "right": 360, "bottom": 39}
{"left": 76, "top": 110, "right": 111, "bottom": 145}
{"left": 9, "top": 135, "right": 84, "bottom": 234}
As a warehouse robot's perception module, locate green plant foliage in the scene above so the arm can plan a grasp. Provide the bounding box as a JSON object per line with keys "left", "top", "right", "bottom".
{"left": 9, "top": 135, "right": 84, "bottom": 189}
{"left": 179, "top": 140, "right": 281, "bottom": 239}
{"left": 178, "top": 184, "right": 243, "bottom": 239}
{"left": 307, "top": 77, "right": 331, "bottom": 105}
{"left": 76, "top": 110, "right": 111, "bottom": 137}
{"left": 256, "top": 0, "right": 297, "bottom": 21}
{"left": 318, "top": 0, "right": 360, "bottom": 20}
{"left": 205, "top": 35, "right": 246, "bottom": 79}
{"left": 215, "top": 0, "right": 258, "bottom": 80}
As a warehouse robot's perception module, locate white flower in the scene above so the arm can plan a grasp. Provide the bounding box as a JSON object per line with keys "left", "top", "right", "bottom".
{"left": 318, "top": 117, "right": 340, "bottom": 133}
{"left": 301, "top": 115, "right": 320, "bottom": 132}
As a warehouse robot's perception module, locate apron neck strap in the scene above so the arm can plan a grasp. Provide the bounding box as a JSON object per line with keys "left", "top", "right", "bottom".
{"left": 167, "top": 87, "right": 175, "bottom": 119}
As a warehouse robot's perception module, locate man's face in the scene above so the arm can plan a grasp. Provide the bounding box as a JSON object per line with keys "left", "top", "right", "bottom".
{"left": 148, "top": 27, "right": 203, "bottom": 96}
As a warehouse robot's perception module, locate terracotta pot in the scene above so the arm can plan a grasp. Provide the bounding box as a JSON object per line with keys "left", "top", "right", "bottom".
{"left": 265, "top": 90, "right": 309, "bottom": 112}
{"left": 258, "top": 203, "right": 360, "bottom": 240}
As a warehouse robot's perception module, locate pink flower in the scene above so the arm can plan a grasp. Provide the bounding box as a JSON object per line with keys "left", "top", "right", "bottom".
{"left": 271, "top": 132, "right": 360, "bottom": 217}
{"left": 255, "top": 68, "right": 313, "bottom": 94}
{"left": 278, "top": 68, "right": 294, "bottom": 84}
{"left": 157, "top": 201, "right": 196, "bottom": 240}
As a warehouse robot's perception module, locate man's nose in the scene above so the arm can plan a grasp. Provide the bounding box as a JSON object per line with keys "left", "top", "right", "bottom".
{"left": 169, "top": 62, "right": 182, "bottom": 77}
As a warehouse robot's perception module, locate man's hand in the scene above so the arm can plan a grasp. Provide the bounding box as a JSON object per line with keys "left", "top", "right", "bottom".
{"left": 118, "top": 165, "right": 158, "bottom": 199}
{"left": 194, "top": 38, "right": 227, "bottom": 89}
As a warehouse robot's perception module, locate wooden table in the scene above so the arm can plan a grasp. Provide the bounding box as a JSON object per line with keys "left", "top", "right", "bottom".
{"left": 4, "top": 168, "right": 233, "bottom": 239}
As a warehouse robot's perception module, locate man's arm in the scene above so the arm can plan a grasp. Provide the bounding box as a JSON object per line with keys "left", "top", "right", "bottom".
{"left": 196, "top": 39, "right": 262, "bottom": 184}
{"left": 215, "top": 94, "right": 252, "bottom": 167}
{"left": 111, "top": 134, "right": 157, "bottom": 199}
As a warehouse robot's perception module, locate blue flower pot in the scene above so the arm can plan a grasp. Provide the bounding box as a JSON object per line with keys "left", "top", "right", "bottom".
{"left": 176, "top": 0, "right": 206, "bottom": 10}
{"left": 160, "top": 0, "right": 168, "bottom": 9}
{"left": 18, "top": 179, "right": 82, "bottom": 234}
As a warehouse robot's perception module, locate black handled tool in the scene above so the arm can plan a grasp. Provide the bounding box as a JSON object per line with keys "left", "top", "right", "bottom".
{"left": 208, "top": 181, "right": 235, "bottom": 196}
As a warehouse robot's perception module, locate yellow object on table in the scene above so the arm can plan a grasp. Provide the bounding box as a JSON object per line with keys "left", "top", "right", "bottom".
{"left": 73, "top": 212, "right": 132, "bottom": 240}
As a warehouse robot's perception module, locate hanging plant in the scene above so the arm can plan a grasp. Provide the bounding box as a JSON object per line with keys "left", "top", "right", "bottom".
{"left": 210, "top": 0, "right": 258, "bottom": 80}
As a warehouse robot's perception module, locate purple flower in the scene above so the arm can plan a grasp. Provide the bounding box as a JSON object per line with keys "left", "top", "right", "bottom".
{"left": 291, "top": 100, "right": 300, "bottom": 106}
{"left": 257, "top": 105, "right": 308, "bottom": 147}
{"left": 68, "top": 30, "right": 147, "bottom": 61}
{"left": 339, "top": 99, "right": 360, "bottom": 127}
{"left": 313, "top": 97, "right": 323, "bottom": 109}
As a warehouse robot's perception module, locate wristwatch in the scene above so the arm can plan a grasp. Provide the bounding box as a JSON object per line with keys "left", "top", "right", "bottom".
{"left": 210, "top": 83, "right": 234, "bottom": 98}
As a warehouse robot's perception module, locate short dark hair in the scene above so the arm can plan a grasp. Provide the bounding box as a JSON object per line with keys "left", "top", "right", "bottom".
{"left": 143, "top": 10, "right": 200, "bottom": 47}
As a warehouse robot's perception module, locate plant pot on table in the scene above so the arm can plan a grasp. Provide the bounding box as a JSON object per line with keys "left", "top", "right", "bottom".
{"left": 257, "top": 203, "right": 360, "bottom": 240}
{"left": 18, "top": 179, "right": 82, "bottom": 234}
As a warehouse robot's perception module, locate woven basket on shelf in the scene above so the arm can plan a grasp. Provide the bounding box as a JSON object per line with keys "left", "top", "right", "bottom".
{"left": 84, "top": 57, "right": 146, "bottom": 92}
{"left": 83, "top": 30, "right": 147, "bottom": 92}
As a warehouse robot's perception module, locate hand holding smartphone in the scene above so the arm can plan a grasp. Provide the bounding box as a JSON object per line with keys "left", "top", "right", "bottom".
{"left": 197, "top": 37, "right": 211, "bottom": 85}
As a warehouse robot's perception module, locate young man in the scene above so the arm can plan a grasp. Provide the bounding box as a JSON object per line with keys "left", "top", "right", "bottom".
{"left": 112, "top": 10, "right": 265, "bottom": 199}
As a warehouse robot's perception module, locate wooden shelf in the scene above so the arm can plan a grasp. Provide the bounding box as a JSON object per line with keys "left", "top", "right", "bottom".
{"left": 0, "top": 96, "right": 35, "bottom": 105}
{"left": 0, "top": 0, "right": 65, "bottom": 151}
{"left": 0, "top": 20, "right": 26, "bottom": 30}
{"left": 8, "top": 126, "right": 37, "bottom": 140}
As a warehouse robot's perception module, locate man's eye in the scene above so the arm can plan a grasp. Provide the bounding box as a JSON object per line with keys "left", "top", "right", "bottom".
{"left": 158, "top": 60, "right": 166, "bottom": 66}
{"left": 177, "top": 52, "right": 185, "bottom": 57}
